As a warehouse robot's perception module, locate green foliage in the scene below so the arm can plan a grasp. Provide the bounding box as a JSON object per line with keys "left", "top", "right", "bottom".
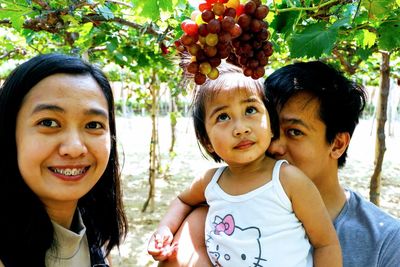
{"left": 288, "top": 22, "right": 337, "bottom": 58}
{"left": 266, "top": 0, "right": 400, "bottom": 76}
{"left": 0, "top": 0, "right": 399, "bottom": 100}
{"left": 378, "top": 17, "right": 400, "bottom": 51}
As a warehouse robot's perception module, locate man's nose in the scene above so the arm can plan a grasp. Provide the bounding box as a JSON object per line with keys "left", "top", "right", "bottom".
{"left": 59, "top": 131, "right": 88, "bottom": 158}
{"left": 267, "top": 138, "right": 286, "bottom": 157}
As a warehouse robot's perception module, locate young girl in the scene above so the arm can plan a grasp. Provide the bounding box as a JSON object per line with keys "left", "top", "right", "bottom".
{"left": 148, "top": 64, "right": 342, "bottom": 267}
{"left": 0, "top": 53, "right": 128, "bottom": 267}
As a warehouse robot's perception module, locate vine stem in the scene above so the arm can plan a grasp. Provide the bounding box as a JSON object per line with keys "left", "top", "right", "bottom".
{"left": 275, "top": 0, "right": 342, "bottom": 13}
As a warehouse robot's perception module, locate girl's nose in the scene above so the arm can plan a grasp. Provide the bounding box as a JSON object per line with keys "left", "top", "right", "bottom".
{"left": 233, "top": 119, "right": 251, "bottom": 136}
{"left": 59, "top": 131, "right": 88, "bottom": 158}
{"left": 232, "top": 120, "right": 251, "bottom": 137}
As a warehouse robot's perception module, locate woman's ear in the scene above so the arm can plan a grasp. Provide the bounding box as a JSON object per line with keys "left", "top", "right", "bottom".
{"left": 206, "top": 143, "right": 214, "bottom": 153}
{"left": 330, "top": 132, "right": 350, "bottom": 159}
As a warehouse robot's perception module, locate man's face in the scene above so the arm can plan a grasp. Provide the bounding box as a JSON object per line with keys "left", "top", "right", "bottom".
{"left": 267, "top": 91, "right": 335, "bottom": 185}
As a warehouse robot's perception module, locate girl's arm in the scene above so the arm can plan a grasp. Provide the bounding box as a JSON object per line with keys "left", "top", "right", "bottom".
{"left": 147, "top": 168, "right": 215, "bottom": 261}
{"left": 280, "top": 164, "right": 342, "bottom": 267}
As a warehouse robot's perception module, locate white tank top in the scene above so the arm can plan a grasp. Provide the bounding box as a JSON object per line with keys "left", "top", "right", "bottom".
{"left": 204, "top": 160, "right": 313, "bottom": 267}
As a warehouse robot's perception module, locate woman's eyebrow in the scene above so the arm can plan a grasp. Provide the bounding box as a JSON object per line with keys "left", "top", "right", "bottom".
{"left": 84, "top": 108, "right": 109, "bottom": 119}
{"left": 31, "top": 104, "right": 108, "bottom": 119}
{"left": 31, "top": 104, "right": 64, "bottom": 115}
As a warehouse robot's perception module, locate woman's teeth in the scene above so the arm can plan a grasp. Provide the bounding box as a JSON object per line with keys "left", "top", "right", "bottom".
{"left": 52, "top": 168, "right": 86, "bottom": 176}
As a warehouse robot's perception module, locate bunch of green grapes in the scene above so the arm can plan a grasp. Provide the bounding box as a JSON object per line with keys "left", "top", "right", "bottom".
{"left": 175, "top": 0, "right": 272, "bottom": 85}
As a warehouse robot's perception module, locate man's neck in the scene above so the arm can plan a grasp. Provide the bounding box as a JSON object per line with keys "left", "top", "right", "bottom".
{"left": 318, "top": 182, "right": 347, "bottom": 221}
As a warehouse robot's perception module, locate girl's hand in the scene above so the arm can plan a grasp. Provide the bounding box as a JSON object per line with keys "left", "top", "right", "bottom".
{"left": 147, "top": 226, "right": 178, "bottom": 261}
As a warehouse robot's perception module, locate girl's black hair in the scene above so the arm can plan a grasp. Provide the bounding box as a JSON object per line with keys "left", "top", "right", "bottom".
{"left": 191, "top": 62, "right": 279, "bottom": 162}
{"left": 0, "top": 53, "right": 127, "bottom": 266}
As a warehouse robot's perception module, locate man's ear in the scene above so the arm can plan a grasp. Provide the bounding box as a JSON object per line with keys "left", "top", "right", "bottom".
{"left": 330, "top": 132, "right": 350, "bottom": 159}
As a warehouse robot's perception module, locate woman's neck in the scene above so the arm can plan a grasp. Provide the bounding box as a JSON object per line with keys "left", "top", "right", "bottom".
{"left": 44, "top": 200, "right": 78, "bottom": 229}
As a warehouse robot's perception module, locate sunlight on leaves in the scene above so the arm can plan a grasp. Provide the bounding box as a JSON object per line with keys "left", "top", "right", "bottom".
{"left": 362, "top": 30, "right": 376, "bottom": 48}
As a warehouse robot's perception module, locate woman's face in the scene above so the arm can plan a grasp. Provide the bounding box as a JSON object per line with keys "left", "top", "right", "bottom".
{"left": 15, "top": 73, "right": 111, "bottom": 209}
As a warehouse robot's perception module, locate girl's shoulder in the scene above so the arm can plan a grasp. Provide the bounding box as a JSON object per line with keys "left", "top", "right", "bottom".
{"left": 201, "top": 166, "right": 224, "bottom": 184}
{"left": 277, "top": 162, "right": 314, "bottom": 198}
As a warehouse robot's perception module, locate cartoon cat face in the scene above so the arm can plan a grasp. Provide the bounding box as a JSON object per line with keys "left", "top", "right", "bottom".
{"left": 206, "top": 214, "right": 267, "bottom": 267}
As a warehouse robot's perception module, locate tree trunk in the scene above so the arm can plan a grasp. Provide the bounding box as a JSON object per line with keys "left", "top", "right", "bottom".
{"left": 169, "top": 95, "right": 178, "bottom": 154}
{"left": 119, "top": 69, "right": 127, "bottom": 116}
{"left": 142, "top": 71, "right": 159, "bottom": 212}
{"left": 369, "top": 52, "right": 390, "bottom": 206}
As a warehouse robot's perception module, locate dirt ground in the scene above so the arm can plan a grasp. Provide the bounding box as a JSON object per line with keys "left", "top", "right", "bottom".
{"left": 110, "top": 116, "right": 400, "bottom": 267}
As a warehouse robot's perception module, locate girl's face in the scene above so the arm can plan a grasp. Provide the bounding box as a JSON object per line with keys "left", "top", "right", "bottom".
{"left": 204, "top": 87, "right": 273, "bottom": 165}
{"left": 16, "top": 73, "right": 111, "bottom": 209}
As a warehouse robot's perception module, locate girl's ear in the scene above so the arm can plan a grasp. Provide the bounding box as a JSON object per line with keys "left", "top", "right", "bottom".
{"left": 330, "top": 132, "right": 350, "bottom": 159}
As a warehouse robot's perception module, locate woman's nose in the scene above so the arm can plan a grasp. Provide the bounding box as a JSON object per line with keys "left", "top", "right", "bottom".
{"left": 59, "top": 131, "right": 88, "bottom": 158}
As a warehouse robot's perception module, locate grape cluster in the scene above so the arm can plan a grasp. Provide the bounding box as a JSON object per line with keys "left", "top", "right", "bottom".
{"left": 175, "top": 0, "right": 272, "bottom": 85}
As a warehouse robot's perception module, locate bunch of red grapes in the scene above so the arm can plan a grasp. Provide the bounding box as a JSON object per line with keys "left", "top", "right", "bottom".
{"left": 175, "top": 0, "right": 272, "bottom": 85}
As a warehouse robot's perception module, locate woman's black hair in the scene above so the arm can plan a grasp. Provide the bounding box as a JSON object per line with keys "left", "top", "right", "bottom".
{"left": 0, "top": 53, "right": 127, "bottom": 266}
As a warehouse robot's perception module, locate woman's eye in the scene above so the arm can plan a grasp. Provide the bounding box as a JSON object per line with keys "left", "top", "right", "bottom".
{"left": 86, "top": 121, "right": 104, "bottom": 129}
{"left": 287, "top": 129, "right": 303, "bottom": 137}
{"left": 217, "top": 113, "right": 230, "bottom": 122}
{"left": 245, "top": 106, "right": 257, "bottom": 115}
{"left": 38, "top": 119, "right": 59, "bottom": 128}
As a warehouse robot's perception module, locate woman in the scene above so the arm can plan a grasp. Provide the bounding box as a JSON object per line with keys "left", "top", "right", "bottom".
{"left": 0, "top": 53, "right": 128, "bottom": 266}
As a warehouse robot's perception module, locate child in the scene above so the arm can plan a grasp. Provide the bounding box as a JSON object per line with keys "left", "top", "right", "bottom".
{"left": 0, "top": 53, "right": 128, "bottom": 267}
{"left": 148, "top": 64, "right": 342, "bottom": 267}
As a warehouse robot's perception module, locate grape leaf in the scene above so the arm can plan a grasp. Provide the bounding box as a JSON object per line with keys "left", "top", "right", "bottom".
{"left": 136, "top": 0, "right": 160, "bottom": 21}
{"left": 362, "top": 0, "right": 396, "bottom": 19}
{"left": 377, "top": 19, "right": 400, "bottom": 51}
{"left": 159, "top": 0, "right": 173, "bottom": 12}
{"left": 270, "top": 10, "right": 301, "bottom": 38}
{"left": 362, "top": 30, "right": 377, "bottom": 48}
{"left": 355, "top": 47, "right": 373, "bottom": 61}
{"left": 288, "top": 23, "right": 338, "bottom": 58}
{"left": 95, "top": 5, "right": 114, "bottom": 20}
{"left": 0, "top": 0, "right": 31, "bottom": 31}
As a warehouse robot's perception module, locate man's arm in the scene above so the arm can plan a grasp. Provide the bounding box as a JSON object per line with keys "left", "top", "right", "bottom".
{"left": 148, "top": 168, "right": 214, "bottom": 262}
{"left": 379, "top": 227, "right": 400, "bottom": 267}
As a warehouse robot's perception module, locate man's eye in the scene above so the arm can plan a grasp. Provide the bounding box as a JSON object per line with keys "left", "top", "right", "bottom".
{"left": 86, "top": 121, "right": 104, "bottom": 129}
{"left": 245, "top": 106, "right": 257, "bottom": 115}
{"left": 217, "top": 113, "right": 230, "bottom": 122}
{"left": 39, "top": 119, "right": 59, "bottom": 128}
{"left": 287, "top": 129, "right": 303, "bottom": 137}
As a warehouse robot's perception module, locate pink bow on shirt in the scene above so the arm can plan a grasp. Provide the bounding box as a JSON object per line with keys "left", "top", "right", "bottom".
{"left": 214, "top": 214, "right": 235, "bottom": 236}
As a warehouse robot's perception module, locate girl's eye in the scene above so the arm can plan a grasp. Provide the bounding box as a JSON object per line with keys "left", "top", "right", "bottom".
{"left": 245, "top": 106, "right": 257, "bottom": 115}
{"left": 287, "top": 129, "right": 303, "bottom": 137}
{"left": 86, "top": 121, "right": 104, "bottom": 129}
{"left": 217, "top": 113, "right": 230, "bottom": 122}
{"left": 38, "top": 119, "right": 59, "bottom": 128}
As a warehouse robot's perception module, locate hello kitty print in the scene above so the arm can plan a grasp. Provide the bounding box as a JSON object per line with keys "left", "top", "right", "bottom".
{"left": 206, "top": 214, "right": 267, "bottom": 267}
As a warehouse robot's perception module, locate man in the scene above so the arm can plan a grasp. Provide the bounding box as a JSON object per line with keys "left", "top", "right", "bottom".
{"left": 155, "top": 61, "right": 400, "bottom": 267}
{"left": 264, "top": 61, "right": 400, "bottom": 266}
